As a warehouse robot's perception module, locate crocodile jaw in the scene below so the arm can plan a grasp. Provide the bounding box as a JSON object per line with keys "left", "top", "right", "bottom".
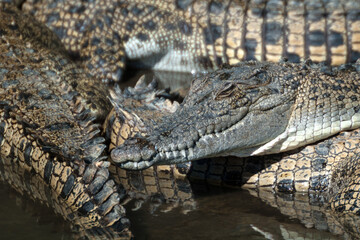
{"left": 112, "top": 61, "right": 360, "bottom": 170}
{"left": 111, "top": 102, "right": 293, "bottom": 170}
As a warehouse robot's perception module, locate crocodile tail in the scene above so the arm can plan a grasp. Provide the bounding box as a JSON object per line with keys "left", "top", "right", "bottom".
{"left": 0, "top": 6, "right": 131, "bottom": 236}
{"left": 0, "top": 94, "right": 130, "bottom": 236}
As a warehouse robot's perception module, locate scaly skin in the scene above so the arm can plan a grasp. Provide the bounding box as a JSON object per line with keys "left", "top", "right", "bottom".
{"left": 111, "top": 61, "right": 360, "bottom": 169}
{"left": 2, "top": 0, "right": 356, "bottom": 236}
{"left": 0, "top": 5, "right": 130, "bottom": 237}
{"left": 0, "top": 156, "right": 129, "bottom": 239}
{"left": 102, "top": 70, "right": 360, "bottom": 236}
{"left": 20, "top": 0, "right": 360, "bottom": 82}
{"left": 0, "top": 14, "right": 359, "bottom": 236}
{"left": 101, "top": 82, "right": 360, "bottom": 238}
{"left": 103, "top": 87, "right": 360, "bottom": 238}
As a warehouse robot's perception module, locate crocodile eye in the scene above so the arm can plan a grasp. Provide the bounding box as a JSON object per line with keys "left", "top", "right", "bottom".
{"left": 214, "top": 82, "right": 244, "bottom": 100}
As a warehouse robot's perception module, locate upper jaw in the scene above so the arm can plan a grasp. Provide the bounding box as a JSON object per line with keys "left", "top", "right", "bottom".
{"left": 110, "top": 105, "right": 248, "bottom": 170}
{"left": 111, "top": 104, "right": 290, "bottom": 170}
{"left": 109, "top": 62, "right": 296, "bottom": 170}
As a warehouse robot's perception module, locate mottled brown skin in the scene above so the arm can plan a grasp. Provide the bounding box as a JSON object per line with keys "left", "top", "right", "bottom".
{"left": 20, "top": 0, "right": 360, "bottom": 82}
{"left": 99, "top": 67, "right": 360, "bottom": 238}
{"left": 0, "top": 5, "right": 130, "bottom": 237}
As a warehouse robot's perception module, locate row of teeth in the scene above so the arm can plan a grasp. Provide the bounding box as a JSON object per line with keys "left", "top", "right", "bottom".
{"left": 120, "top": 148, "right": 195, "bottom": 170}
{"left": 121, "top": 114, "right": 243, "bottom": 167}
{"left": 156, "top": 114, "right": 243, "bottom": 154}
{"left": 154, "top": 148, "right": 195, "bottom": 161}
{"left": 198, "top": 114, "right": 243, "bottom": 137}
{"left": 120, "top": 160, "right": 152, "bottom": 170}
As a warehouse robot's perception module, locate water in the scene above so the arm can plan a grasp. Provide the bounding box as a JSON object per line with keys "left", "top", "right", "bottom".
{"left": 0, "top": 183, "right": 72, "bottom": 240}
{"left": 127, "top": 188, "right": 340, "bottom": 240}
{"left": 0, "top": 178, "right": 342, "bottom": 240}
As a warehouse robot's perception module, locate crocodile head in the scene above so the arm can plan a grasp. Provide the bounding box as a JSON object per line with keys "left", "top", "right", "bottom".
{"left": 111, "top": 61, "right": 306, "bottom": 170}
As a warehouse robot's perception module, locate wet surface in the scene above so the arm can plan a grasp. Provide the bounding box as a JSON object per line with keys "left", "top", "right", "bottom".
{"left": 0, "top": 182, "right": 72, "bottom": 240}
{"left": 125, "top": 184, "right": 344, "bottom": 240}
{"left": 0, "top": 178, "right": 342, "bottom": 240}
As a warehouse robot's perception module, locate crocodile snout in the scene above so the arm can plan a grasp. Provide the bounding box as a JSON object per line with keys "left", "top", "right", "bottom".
{"left": 111, "top": 137, "right": 156, "bottom": 170}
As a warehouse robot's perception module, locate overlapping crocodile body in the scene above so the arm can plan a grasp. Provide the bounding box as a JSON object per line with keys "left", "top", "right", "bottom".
{"left": 21, "top": 0, "right": 360, "bottom": 82}
{"left": 1, "top": 147, "right": 353, "bottom": 239}
{"left": 0, "top": 6, "right": 130, "bottom": 236}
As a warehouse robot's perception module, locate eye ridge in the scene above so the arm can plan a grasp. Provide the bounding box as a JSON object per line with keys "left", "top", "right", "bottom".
{"left": 214, "top": 82, "right": 238, "bottom": 100}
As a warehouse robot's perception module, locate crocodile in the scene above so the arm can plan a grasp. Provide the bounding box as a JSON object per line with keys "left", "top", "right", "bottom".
{"left": 18, "top": 0, "right": 360, "bottom": 83}
{"left": 2, "top": 0, "right": 360, "bottom": 238}
{"left": 0, "top": 5, "right": 131, "bottom": 237}
{"left": 106, "top": 74, "right": 360, "bottom": 238}
{"left": 112, "top": 61, "right": 360, "bottom": 169}
{"left": 0, "top": 155, "right": 128, "bottom": 239}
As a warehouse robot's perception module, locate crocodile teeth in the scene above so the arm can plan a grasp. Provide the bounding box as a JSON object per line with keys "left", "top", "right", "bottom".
{"left": 165, "top": 151, "right": 172, "bottom": 159}
{"left": 159, "top": 152, "right": 165, "bottom": 160}
{"left": 178, "top": 142, "right": 186, "bottom": 150}
{"left": 180, "top": 149, "right": 187, "bottom": 158}
{"left": 170, "top": 143, "right": 177, "bottom": 151}
{"left": 138, "top": 161, "right": 151, "bottom": 169}
{"left": 173, "top": 151, "right": 179, "bottom": 158}
{"left": 198, "top": 128, "right": 205, "bottom": 137}
{"left": 122, "top": 161, "right": 138, "bottom": 170}
{"left": 131, "top": 162, "right": 138, "bottom": 169}
{"left": 187, "top": 148, "right": 194, "bottom": 159}
{"left": 206, "top": 124, "right": 214, "bottom": 134}
{"left": 197, "top": 135, "right": 214, "bottom": 149}
{"left": 163, "top": 145, "right": 170, "bottom": 152}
